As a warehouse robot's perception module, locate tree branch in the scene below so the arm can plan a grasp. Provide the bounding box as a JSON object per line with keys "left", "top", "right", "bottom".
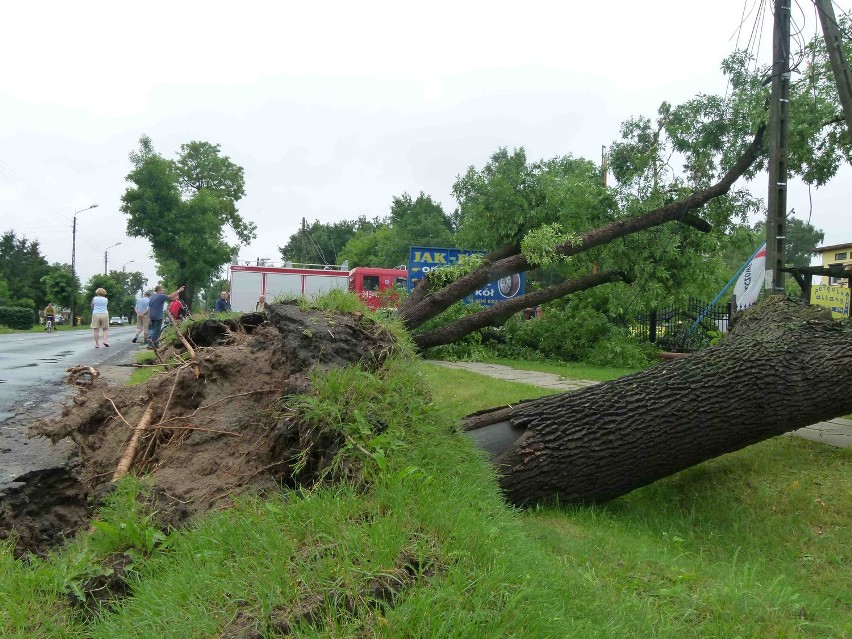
{"left": 399, "top": 124, "right": 766, "bottom": 331}
{"left": 412, "top": 270, "right": 627, "bottom": 350}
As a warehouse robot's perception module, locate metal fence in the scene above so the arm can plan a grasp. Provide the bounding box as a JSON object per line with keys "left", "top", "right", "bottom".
{"left": 631, "top": 298, "right": 733, "bottom": 353}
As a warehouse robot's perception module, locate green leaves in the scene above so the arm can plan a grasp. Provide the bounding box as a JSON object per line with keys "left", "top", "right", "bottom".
{"left": 120, "top": 136, "right": 256, "bottom": 304}
{"left": 521, "top": 223, "right": 578, "bottom": 268}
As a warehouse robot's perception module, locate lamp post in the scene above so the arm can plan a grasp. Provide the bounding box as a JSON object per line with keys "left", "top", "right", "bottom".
{"left": 121, "top": 260, "right": 135, "bottom": 271}
{"left": 104, "top": 242, "right": 122, "bottom": 274}
{"left": 70, "top": 204, "right": 98, "bottom": 325}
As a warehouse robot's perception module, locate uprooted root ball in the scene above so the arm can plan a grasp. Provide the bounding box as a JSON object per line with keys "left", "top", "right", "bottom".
{"left": 3, "top": 302, "right": 399, "bottom": 555}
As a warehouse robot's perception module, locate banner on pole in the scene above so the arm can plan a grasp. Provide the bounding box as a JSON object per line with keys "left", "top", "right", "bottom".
{"left": 733, "top": 242, "right": 767, "bottom": 308}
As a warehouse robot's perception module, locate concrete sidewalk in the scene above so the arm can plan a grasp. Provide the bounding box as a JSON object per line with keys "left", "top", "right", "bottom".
{"left": 430, "top": 361, "right": 852, "bottom": 449}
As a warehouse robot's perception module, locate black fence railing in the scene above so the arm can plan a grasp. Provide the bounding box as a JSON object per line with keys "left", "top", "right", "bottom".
{"left": 631, "top": 298, "right": 733, "bottom": 353}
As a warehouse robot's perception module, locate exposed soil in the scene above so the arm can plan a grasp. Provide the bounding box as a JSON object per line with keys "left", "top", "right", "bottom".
{"left": 0, "top": 302, "right": 398, "bottom": 556}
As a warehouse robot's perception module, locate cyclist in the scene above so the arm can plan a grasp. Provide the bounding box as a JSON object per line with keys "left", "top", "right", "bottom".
{"left": 44, "top": 302, "right": 56, "bottom": 332}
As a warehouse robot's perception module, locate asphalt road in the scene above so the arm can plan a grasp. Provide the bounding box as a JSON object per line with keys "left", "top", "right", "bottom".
{"left": 0, "top": 325, "right": 139, "bottom": 489}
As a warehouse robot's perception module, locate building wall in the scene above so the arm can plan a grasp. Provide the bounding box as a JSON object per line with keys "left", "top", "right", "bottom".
{"left": 816, "top": 242, "right": 852, "bottom": 286}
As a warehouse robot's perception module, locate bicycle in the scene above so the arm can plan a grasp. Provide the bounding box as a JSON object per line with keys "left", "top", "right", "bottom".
{"left": 45, "top": 316, "right": 54, "bottom": 333}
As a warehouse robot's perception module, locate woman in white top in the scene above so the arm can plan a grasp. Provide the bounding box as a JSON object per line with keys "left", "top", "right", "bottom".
{"left": 91, "top": 287, "right": 110, "bottom": 348}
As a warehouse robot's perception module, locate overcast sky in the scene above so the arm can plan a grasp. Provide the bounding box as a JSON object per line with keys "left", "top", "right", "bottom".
{"left": 1, "top": 0, "right": 850, "bottom": 291}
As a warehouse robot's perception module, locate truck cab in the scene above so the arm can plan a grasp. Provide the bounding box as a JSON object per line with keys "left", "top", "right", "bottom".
{"left": 348, "top": 267, "right": 407, "bottom": 310}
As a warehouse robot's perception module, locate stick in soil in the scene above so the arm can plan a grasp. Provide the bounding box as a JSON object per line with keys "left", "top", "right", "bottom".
{"left": 113, "top": 403, "right": 155, "bottom": 482}
{"left": 168, "top": 315, "right": 201, "bottom": 377}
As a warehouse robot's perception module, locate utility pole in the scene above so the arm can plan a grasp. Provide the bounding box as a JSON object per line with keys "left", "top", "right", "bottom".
{"left": 816, "top": 0, "right": 852, "bottom": 142}
{"left": 300, "top": 217, "right": 307, "bottom": 264}
{"left": 765, "top": 0, "right": 791, "bottom": 295}
{"left": 70, "top": 204, "right": 98, "bottom": 325}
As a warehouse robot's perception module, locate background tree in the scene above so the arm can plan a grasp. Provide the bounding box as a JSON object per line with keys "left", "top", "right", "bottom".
{"left": 107, "top": 269, "right": 148, "bottom": 318}
{"left": 40, "top": 264, "right": 80, "bottom": 314}
{"left": 278, "top": 218, "right": 364, "bottom": 266}
{"left": 339, "top": 193, "right": 454, "bottom": 268}
{"left": 120, "top": 136, "right": 256, "bottom": 309}
{"left": 752, "top": 217, "right": 825, "bottom": 268}
{"left": 0, "top": 276, "right": 11, "bottom": 306}
{"left": 338, "top": 222, "right": 397, "bottom": 268}
{"left": 0, "top": 231, "right": 51, "bottom": 309}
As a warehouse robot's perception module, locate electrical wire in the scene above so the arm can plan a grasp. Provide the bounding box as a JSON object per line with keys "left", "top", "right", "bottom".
{"left": 823, "top": 0, "right": 852, "bottom": 40}
{"left": 0, "top": 160, "right": 104, "bottom": 255}
{"left": 0, "top": 161, "right": 71, "bottom": 225}
{"left": 303, "top": 224, "right": 329, "bottom": 265}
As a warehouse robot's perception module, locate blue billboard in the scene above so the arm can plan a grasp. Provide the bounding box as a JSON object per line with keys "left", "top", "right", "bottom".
{"left": 407, "top": 246, "right": 525, "bottom": 307}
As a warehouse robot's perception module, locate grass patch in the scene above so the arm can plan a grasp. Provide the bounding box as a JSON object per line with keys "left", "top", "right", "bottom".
{"left": 127, "top": 350, "right": 164, "bottom": 385}
{"left": 2, "top": 345, "right": 849, "bottom": 637}
{"left": 0, "top": 324, "right": 88, "bottom": 334}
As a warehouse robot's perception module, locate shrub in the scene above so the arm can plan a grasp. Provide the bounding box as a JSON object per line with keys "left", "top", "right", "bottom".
{"left": 0, "top": 306, "right": 36, "bottom": 330}
{"left": 585, "top": 329, "right": 658, "bottom": 368}
{"left": 501, "top": 306, "right": 612, "bottom": 361}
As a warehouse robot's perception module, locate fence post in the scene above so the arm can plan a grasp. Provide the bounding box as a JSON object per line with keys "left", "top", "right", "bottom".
{"left": 649, "top": 309, "right": 657, "bottom": 343}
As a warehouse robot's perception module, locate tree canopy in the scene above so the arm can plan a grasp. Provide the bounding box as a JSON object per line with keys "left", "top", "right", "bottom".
{"left": 120, "top": 136, "right": 256, "bottom": 308}
{"left": 0, "top": 231, "right": 51, "bottom": 309}
{"left": 278, "top": 218, "right": 364, "bottom": 266}
{"left": 337, "top": 193, "right": 454, "bottom": 268}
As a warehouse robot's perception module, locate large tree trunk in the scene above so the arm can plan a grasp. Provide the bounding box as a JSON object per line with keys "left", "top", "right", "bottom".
{"left": 462, "top": 298, "right": 852, "bottom": 506}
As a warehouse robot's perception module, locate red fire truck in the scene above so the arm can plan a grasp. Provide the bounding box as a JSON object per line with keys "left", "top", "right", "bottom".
{"left": 228, "top": 262, "right": 407, "bottom": 312}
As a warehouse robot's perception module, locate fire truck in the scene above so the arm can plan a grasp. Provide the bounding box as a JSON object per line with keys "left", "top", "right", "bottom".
{"left": 228, "top": 261, "right": 407, "bottom": 312}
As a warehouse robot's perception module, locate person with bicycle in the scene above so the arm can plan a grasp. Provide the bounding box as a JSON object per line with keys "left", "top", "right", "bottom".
{"left": 44, "top": 302, "right": 56, "bottom": 332}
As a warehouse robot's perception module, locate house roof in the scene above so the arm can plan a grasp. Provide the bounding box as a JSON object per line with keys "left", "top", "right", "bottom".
{"left": 814, "top": 242, "right": 852, "bottom": 253}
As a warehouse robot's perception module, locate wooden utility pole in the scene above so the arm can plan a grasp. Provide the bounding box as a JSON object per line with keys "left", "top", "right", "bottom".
{"left": 766, "top": 0, "right": 791, "bottom": 295}
{"left": 816, "top": 0, "right": 852, "bottom": 142}
{"left": 300, "top": 217, "right": 307, "bottom": 264}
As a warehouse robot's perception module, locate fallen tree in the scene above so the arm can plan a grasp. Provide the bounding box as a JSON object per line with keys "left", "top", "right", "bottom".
{"left": 402, "top": 124, "right": 767, "bottom": 349}
{"left": 462, "top": 298, "right": 852, "bottom": 506}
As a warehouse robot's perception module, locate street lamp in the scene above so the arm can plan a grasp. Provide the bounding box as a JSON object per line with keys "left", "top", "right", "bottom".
{"left": 70, "top": 204, "right": 98, "bottom": 325}
{"left": 104, "top": 242, "right": 122, "bottom": 274}
{"left": 121, "top": 260, "right": 135, "bottom": 271}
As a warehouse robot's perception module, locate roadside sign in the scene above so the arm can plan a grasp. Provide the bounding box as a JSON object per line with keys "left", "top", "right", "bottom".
{"left": 810, "top": 285, "right": 850, "bottom": 318}
{"left": 407, "top": 246, "right": 525, "bottom": 306}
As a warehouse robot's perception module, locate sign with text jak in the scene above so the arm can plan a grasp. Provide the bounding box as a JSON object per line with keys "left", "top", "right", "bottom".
{"left": 407, "top": 246, "right": 525, "bottom": 307}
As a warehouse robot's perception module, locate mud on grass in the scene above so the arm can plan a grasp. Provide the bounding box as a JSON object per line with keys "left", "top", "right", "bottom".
{"left": 1, "top": 302, "right": 399, "bottom": 556}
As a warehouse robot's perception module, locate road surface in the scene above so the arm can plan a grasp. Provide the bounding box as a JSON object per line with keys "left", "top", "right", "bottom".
{"left": 0, "top": 325, "right": 139, "bottom": 491}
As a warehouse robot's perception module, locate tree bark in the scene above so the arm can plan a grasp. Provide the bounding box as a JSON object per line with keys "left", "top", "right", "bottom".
{"left": 412, "top": 270, "right": 627, "bottom": 350}
{"left": 399, "top": 124, "right": 767, "bottom": 331}
{"left": 462, "top": 298, "right": 852, "bottom": 506}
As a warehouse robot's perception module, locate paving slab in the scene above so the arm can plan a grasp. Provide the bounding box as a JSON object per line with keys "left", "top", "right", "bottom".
{"left": 428, "top": 361, "right": 852, "bottom": 449}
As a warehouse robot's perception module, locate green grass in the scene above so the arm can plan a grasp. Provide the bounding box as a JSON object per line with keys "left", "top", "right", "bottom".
{"left": 127, "top": 350, "right": 164, "bottom": 385}
{"left": 1, "top": 351, "right": 849, "bottom": 637}
{"left": 0, "top": 323, "right": 88, "bottom": 334}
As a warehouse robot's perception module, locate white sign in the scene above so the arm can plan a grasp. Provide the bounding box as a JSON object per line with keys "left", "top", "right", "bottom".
{"left": 733, "top": 242, "right": 767, "bottom": 308}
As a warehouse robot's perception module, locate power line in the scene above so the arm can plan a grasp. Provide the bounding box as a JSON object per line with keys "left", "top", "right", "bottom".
{"left": 0, "top": 161, "right": 71, "bottom": 225}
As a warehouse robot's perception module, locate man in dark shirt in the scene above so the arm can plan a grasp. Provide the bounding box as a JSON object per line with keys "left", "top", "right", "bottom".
{"left": 214, "top": 291, "right": 231, "bottom": 313}
{"left": 147, "top": 285, "right": 185, "bottom": 347}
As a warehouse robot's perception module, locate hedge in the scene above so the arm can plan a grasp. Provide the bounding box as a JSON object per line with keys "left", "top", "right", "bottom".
{"left": 0, "top": 306, "right": 36, "bottom": 330}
